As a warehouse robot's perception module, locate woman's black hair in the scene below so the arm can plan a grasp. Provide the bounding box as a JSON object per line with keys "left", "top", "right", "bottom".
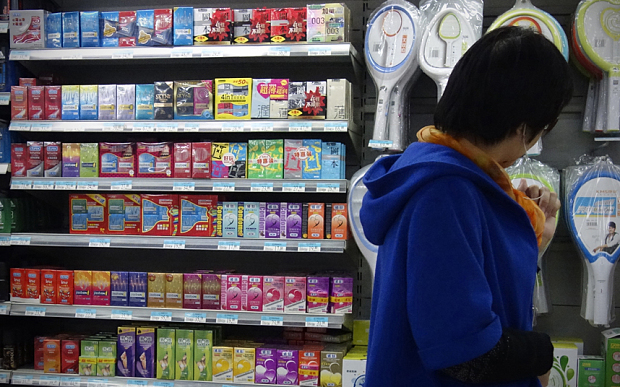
{"left": 610, "top": 222, "right": 616, "bottom": 229}
{"left": 434, "top": 26, "right": 574, "bottom": 145}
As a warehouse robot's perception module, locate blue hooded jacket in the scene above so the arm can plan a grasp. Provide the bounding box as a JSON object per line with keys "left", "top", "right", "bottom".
{"left": 360, "top": 142, "right": 540, "bottom": 387}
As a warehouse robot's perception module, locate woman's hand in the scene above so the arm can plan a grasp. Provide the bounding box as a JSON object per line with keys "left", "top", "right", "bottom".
{"left": 517, "top": 179, "right": 561, "bottom": 250}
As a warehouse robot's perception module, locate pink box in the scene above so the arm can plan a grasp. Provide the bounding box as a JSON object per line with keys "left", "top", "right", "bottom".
{"left": 183, "top": 273, "right": 202, "bottom": 309}
{"left": 45, "top": 86, "right": 62, "bottom": 120}
{"left": 11, "top": 143, "right": 27, "bottom": 177}
{"left": 194, "top": 81, "right": 213, "bottom": 116}
{"left": 92, "top": 271, "right": 111, "bottom": 306}
{"left": 174, "top": 143, "right": 192, "bottom": 178}
{"left": 192, "top": 142, "right": 211, "bottom": 179}
{"left": 202, "top": 273, "right": 221, "bottom": 310}
{"left": 137, "top": 142, "right": 173, "bottom": 178}
{"left": 11, "top": 86, "right": 28, "bottom": 120}
{"left": 307, "top": 276, "right": 330, "bottom": 314}
{"left": 330, "top": 277, "right": 353, "bottom": 314}
{"left": 27, "top": 141, "right": 44, "bottom": 177}
{"left": 20, "top": 78, "right": 37, "bottom": 87}
{"left": 44, "top": 142, "right": 62, "bottom": 177}
{"left": 221, "top": 274, "right": 243, "bottom": 311}
{"left": 99, "top": 143, "right": 136, "bottom": 178}
{"left": 242, "top": 275, "right": 263, "bottom": 312}
{"left": 284, "top": 276, "right": 306, "bottom": 313}
{"left": 263, "top": 276, "right": 284, "bottom": 312}
{"left": 28, "top": 86, "right": 45, "bottom": 120}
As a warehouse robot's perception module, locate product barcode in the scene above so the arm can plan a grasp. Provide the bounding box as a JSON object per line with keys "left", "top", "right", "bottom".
{"left": 595, "top": 39, "right": 606, "bottom": 48}
{"left": 587, "top": 220, "right": 598, "bottom": 227}
{"left": 430, "top": 48, "right": 440, "bottom": 58}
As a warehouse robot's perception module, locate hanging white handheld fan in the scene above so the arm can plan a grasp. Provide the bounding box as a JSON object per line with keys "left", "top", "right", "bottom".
{"left": 388, "top": 68, "right": 422, "bottom": 151}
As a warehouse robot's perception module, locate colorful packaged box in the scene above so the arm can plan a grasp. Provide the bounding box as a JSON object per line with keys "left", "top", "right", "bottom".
{"left": 44, "top": 338, "right": 61, "bottom": 373}
{"left": 307, "top": 4, "right": 326, "bottom": 43}
{"left": 211, "top": 142, "right": 247, "bottom": 178}
{"left": 28, "top": 86, "right": 45, "bottom": 120}
{"left": 212, "top": 347, "right": 234, "bottom": 382}
{"left": 137, "top": 142, "right": 173, "bottom": 178}
{"left": 11, "top": 86, "right": 28, "bottom": 120}
{"left": 101, "top": 11, "right": 119, "bottom": 47}
{"left": 81, "top": 340, "right": 98, "bottom": 358}
{"left": 215, "top": 78, "right": 252, "bottom": 120}
{"left": 99, "top": 142, "right": 136, "bottom": 178}
{"left": 129, "top": 272, "right": 147, "bottom": 307}
{"left": 307, "top": 276, "right": 330, "bottom": 314}
{"left": 255, "top": 347, "right": 277, "bottom": 384}
{"left": 97, "top": 357, "right": 115, "bottom": 377}
{"left": 192, "top": 142, "right": 212, "bottom": 179}
{"left": 180, "top": 195, "right": 218, "bottom": 237}
{"left": 242, "top": 275, "right": 263, "bottom": 312}
{"left": 98, "top": 84, "right": 117, "bottom": 120}
{"left": 62, "top": 339, "right": 80, "bottom": 374}
{"left": 136, "top": 84, "right": 154, "bottom": 120}
{"left": 299, "top": 81, "right": 327, "bottom": 119}
{"left": 325, "top": 3, "right": 350, "bottom": 43}
{"left": 92, "top": 271, "right": 111, "bottom": 306}
{"left": 141, "top": 194, "right": 178, "bottom": 236}
{"left": 107, "top": 194, "right": 141, "bottom": 235}
{"left": 99, "top": 340, "right": 117, "bottom": 359}
{"left": 61, "top": 85, "right": 80, "bottom": 120}
{"left": 321, "top": 142, "right": 343, "bottom": 179}
{"left": 35, "top": 336, "right": 46, "bottom": 370}
{"left": 81, "top": 11, "right": 100, "bottom": 47}
{"left": 10, "top": 144, "right": 26, "bottom": 177}
{"left": 70, "top": 194, "right": 106, "bottom": 235}
{"left": 118, "top": 11, "right": 137, "bottom": 46}
{"left": 80, "top": 143, "right": 99, "bottom": 177}
{"left": 308, "top": 203, "right": 325, "bottom": 239}
{"left": 136, "top": 10, "right": 154, "bottom": 46}
{"left": 234, "top": 8, "right": 271, "bottom": 44}
{"left": 282, "top": 202, "right": 303, "bottom": 239}
{"left": 41, "top": 269, "right": 57, "bottom": 304}
{"left": 243, "top": 202, "right": 260, "bottom": 238}
{"left": 194, "top": 330, "right": 213, "bottom": 381}
{"left": 300, "top": 348, "right": 321, "bottom": 386}
{"left": 277, "top": 349, "right": 299, "bottom": 385}
{"left": 578, "top": 356, "right": 604, "bottom": 387}
{"left": 221, "top": 274, "right": 243, "bottom": 311}
{"left": 147, "top": 272, "right": 166, "bottom": 307}
{"left": 45, "top": 85, "right": 62, "bottom": 120}
{"left": 271, "top": 99, "right": 289, "bottom": 119}
{"left": 287, "top": 81, "right": 305, "bottom": 119}
{"left": 154, "top": 81, "right": 174, "bottom": 119}
{"left": 10, "top": 268, "right": 24, "bottom": 299}
{"left": 10, "top": 10, "right": 47, "bottom": 49}
{"left": 165, "top": 273, "right": 183, "bottom": 308}
{"left": 27, "top": 141, "right": 44, "bottom": 177}
{"left": 157, "top": 329, "right": 175, "bottom": 380}
{"left": 74, "top": 270, "right": 93, "bottom": 305}
{"left": 117, "top": 84, "right": 136, "bottom": 120}
{"left": 46, "top": 12, "right": 62, "bottom": 48}
{"left": 173, "top": 7, "right": 193, "bottom": 46}
{"left": 202, "top": 274, "right": 222, "bottom": 310}
{"left": 327, "top": 79, "right": 350, "bottom": 120}
{"left": 263, "top": 276, "right": 285, "bottom": 312}
{"left": 320, "top": 347, "right": 346, "bottom": 387}
{"left": 251, "top": 78, "right": 271, "bottom": 119}
{"left": 111, "top": 271, "right": 128, "bottom": 306}
{"left": 233, "top": 347, "right": 255, "bottom": 383}
{"left": 261, "top": 202, "right": 282, "bottom": 239}
{"left": 58, "top": 270, "right": 74, "bottom": 305}
{"left": 117, "top": 327, "right": 136, "bottom": 377}
{"left": 284, "top": 139, "right": 303, "bottom": 179}
{"left": 330, "top": 277, "right": 353, "bottom": 314}
{"left": 79, "top": 85, "right": 99, "bottom": 120}
{"left": 174, "top": 143, "right": 192, "bottom": 178}
{"left": 330, "top": 203, "right": 348, "bottom": 240}
{"left": 271, "top": 8, "right": 306, "bottom": 43}
{"left": 175, "top": 330, "right": 194, "bottom": 380}
{"left": 79, "top": 357, "right": 96, "bottom": 376}
{"left": 218, "top": 202, "right": 241, "bottom": 238}
{"left": 62, "top": 12, "right": 80, "bottom": 47}
{"left": 194, "top": 8, "right": 233, "bottom": 44}
{"left": 136, "top": 327, "right": 155, "bottom": 378}
{"left": 26, "top": 268, "right": 41, "bottom": 300}
{"left": 62, "top": 143, "right": 80, "bottom": 177}
{"left": 248, "top": 139, "right": 284, "bottom": 179}
{"left": 19, "top": 78, "right": 37, "bottom": 87}
{"left": 194, "top": 81, "right": 214, "bottom": 118}
{"left": 183, "top": 273, "right": 202, "bottom": 309}
{"left": 285, "top": 276, "right": 307, "bottom": 313}
{"left": 153, "top": 9, "right": 173, "bottom": 45}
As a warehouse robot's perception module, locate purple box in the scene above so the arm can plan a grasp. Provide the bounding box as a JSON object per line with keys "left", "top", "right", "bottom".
{"left": 135, "top": 327, "right": 155, "bottom": 378}
{"left": 201, "top": 273, "right": 221, "bottom": 310}
{"left": 264, "top": 202, "right": 282, "bottom": 239}
{"left": 117, "top": 327, "right": 136, "bottom": 377}
{"left": 111, "top": 271, "right": 128, "bottom": 306}
{"left": 276, "top": 349, "right": 299, "bottom": 385}
{"left": 329, "top": 277, "right": 353, "bottom": 314}
{"left": 183, "top": 273, "right": 202, "bottom": 309}
{"left": 307, "top": 276, "right": 330, "bottom": 314}
{"left": 129, "top": 272, "right": 147, "bottom": 307}
{"left": 281, "top": 202, "right": 302, "bottom": 239}
{"left": 256, "top": 347, "right": 277, "bottom": 384}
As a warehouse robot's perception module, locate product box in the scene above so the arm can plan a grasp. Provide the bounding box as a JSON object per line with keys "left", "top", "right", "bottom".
{"left": 81, "top": 340, "right": 98, "bottom": 358}
{"left": 287, "top": 81, "right": 305, "bottom": 119}
{"left": 99, "top": 340, "right": 117, "bottom": 360}
{"left": 28, "top": 86, "right": 45, "bottom": 120}
{"left": 10, "top": 144, "right": 26, "bottom": 177}
{"left": 218, "top": 202, "right": 241, "bottom": 238}
{"left": 191, "top": 142, "right": 211, "bottom": 178}
{"left": 321, "top": 142, "right": 343, "bottom": 180}
{"left": 79, "top": 357, "right": 96, "bottom": 376}
{"left": 101, "top": 11, "right": 119, "bottom": 47}
{"left": 214, "top": 78, "right": 252, "bottom": 120}
{"left": 248, "top": 139, "right": 284, "bottom": 179}
{"left": 26, "top": 141, "right": 44, "bottom": 177}
{"left": 62, "top": 12, "right": 79, "bottom": 47}
{"left": 70, "top": 194, "right": 106, "bottom": 235}
{"left": 308, "top": 203, "right": 325, "bottom": 239}
{"left": 232, "top": 9, "right": 252, "bottom": 45}
{"left": 579, "top": 356, "right": 604, "bottom": 387}
{"left": 552, "top": 342, "right": 578, "bottom": 387}
{"left": 10, "top": 10, "right": 48, "bottom": 49}
{"left": 154, "top": 81, "right": 174, "bottom": 119}
{"left": 41, "top": 269, "right": 57, "bottom": 304}
{"left": 175, "top": 330, "right": 194, "bottom": 380}
{"left": 165, "top": 273, "right": 183, "bottom": 308}
{"left": 92, "top": 271, "right": 111, "bottom": 306}
{"left": 79, "top": 85, "right": 98, "bottom": 120}
{"left": 10, "top": 268, "right": 25, "bottom": 299}
{"left": 212, "top": 347, "right": 234, "bottom": 382}
{"left": 330, "top": 277, "right": 353, "bottom": 314}
{"left": 118, "top": 11, "right": 137, "bottom": 46}
{"left": 136, "top": 10, "right": 154, "bottom": 46}
{"left": 202, "top": 274, "right": 222, "bottom": 310}
{"left": 211, "top": 142, "right": 246, "bottom": 178}
{"left": 327, "top": 79, "right": 350, "bottom": 120}
{"left": 263, "top": 276, "right": 285, "bottom": 312}
{"left": 194, "top": 330, "right": 213, "bottom": 381}
{"left": 321, "top": 346, "right": 346, "bottom": 387}
{"left": 183, "top": 273, "right": 202, "bottom": 309}
{"left": 154, "top": 9, "right": 173, "bottom": 45}
{"left": 99, "top": 142, "right": 136, "bottom": 178}
{"left": 74, "top": 270, "right": 93, "bottom": 305}
{"left": 97, "top": 358, "right": 115, "bottom": 377}
{"left": 285, "top": 276, "right": 307, "bottom": 313}
{"left": 147, "top": 272, "right": 166, "bottom": 307}
{"left": 243, "top": 202, "right": 260, "bottom": 238}
{"left": 45, "top": 85, "right": 62, "bottom": 119}
{"left": 26, "top": 268, "right": 40, "bottom": 300}
{"left": 307, "top": 4, "right": 325, "bottom": 43}
{"left": 117, "top": 84, "right": 136, "bottom": 120}
{"left": 117, "top": 327, "right": 136, "bottom": 377}
{"left": 328, "top": 203, "right": 348, "bottom": 240}
{"left": 300, "top": 348, "right": 321, "bottom": 386}
{"left": 271, "top": 99, "right": 289, "bottom": 119}
{"left": 233, "top": 347, "right": 255, "bottom": 383}
{"left": 282, "top": 202, "right": 303, "bottom": 239}
{"left": 43, "top": 338, "right": 61, "bottom": 373}
{"left": 221, "top": 274, "right": 243, "bottom": 311}
{"left": 271, "top": 8, "right": 306, "bottom": 43}
{"left": 343, "top": 350, "right": 367, "bottom": 387}
{"left": 107, "top": 194, "right": 141, "bottom": 235}
{"left": 137, "top": 142, "right": 173, "bottom": 178}
{"left": 277, "top": 349, "right": 299, "bottom": 385}
{"left": 11, "top": 86, "right": 27, "bottom": 120}
{"left": 98, "top": 84, "right": 117, "bottom": 120}
{"left": 194, "top": 81, "right": 214, "bottom": 118}
{"left": 61, "top": 85, "right": 80, "bottom": 120}
{"left": 255, "top": 347, "right": 277, "bottom": 384}
{"left": 62, "top": 143, "right": 80, "bottom": 177}
{"left": 251, "top": 78, "right": 271, "bottom": 119}
{"left": 173, "top": 7, "right": 193, "bottom": 46}
{"left": 194, "top": 8, "right": 233, "bottom": 45}
{"left": 174, "top": 143, "right": 192, "bottom": 178}
{"left": 234, "top": 8, "right": 271, "bottom": 44}
{"left": 352, "top": 320, "right": 370, "bottom": 346}
{"left": 129, "top": 272, "right": 147, "bottom": 307}
{"left": 180, "top": 195, "right": 218, "bottom": 237}
{"left": 136, "top": 327, "right": 155, "bottom": 378}
{"left": 325, "top": 3, "right": 350, "bottom": 43}
{"left": 35, "top": 336, "right": 46, "bottom": 370}
{"left": 174, "top": 80, "right": 213, "bottom": 119}
{"left": 261, "top": 202, "right": 282, "bottom": 239}
{"left": 110, "top": 271, "right": 128, "bottom": 306}
{"left": 157, "top": 329, "right": 175, "bottom": 380}
{"left": 307, "top": 276, "right": 330, "bottom": 314}
{"left": 80, "top": 143, "right": 99, "bottom": 177}
{"left": 20, "top": 78, "right": 37, "bottom": 87}
{"left": 136, "top": 84, "right": 154, "bottom": 120}
{"left": 284, "top": 139, "right": 303, "bottom": 179}
{"left": 46, "top": 13, "right": 62, "bottom": 48}
{"left": 141, "top": 194, "right": 178, "bottom": 236}
{"left": 81, "top": 11, "right": 100, "bottom": 47}
{"left": 304, "top": 81, "right": 327, "bottom": 119}
{"left": 58, "top": 270, "right": 74, "bottom": 305}
{"left": 242, "top": 275, "right": 263, "bottom": 312}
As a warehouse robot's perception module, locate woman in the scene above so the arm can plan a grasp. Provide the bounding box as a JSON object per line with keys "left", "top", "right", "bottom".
{"left": 360, "top": 27, "right": 573, "bottom": 387}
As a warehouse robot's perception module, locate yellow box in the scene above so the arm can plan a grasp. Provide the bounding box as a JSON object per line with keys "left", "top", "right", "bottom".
{"left": 214, "top": 78, "right": 252, "bottom": 120}
{"left": 212, "top": 346, "right": 234, "bottom": 382}
{"left": 147, "top": 272, "right": 166, "bottom": 307}
{"left": 165, "top": 273, "right": 183, "bottom": 308}
{"left": 233, "top": 347, "right": 255, "bottom": 383}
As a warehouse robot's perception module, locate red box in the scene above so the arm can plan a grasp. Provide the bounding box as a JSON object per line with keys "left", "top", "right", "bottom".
{"left": 11, "top": 143, "right": 27, "bottom": 177}
{"left": 192, "top": 142, "right": 211, "bottom": 178}
{"left": 174, "top": 143, "right": 192, "bottom": 178}
{"left": 10, "top": 268, "right": 25, "bottom": 299}
{"left": 242, "top": 274, "right": 263, "bottom": 312}
{"left": 27, "top": 141, "right": 44, "bottom": 177}
{"left": 106, "top": 194, "right": 141, "bottom": 235}
{"left": 178, "top": 195, "right": 217, "bottom": 237}
{"left": 57, "top": 270, "right": 74, "bottom": 305}
{"left": 45, "top": 86, "right": 62, "bottom": 120}
{"left": 154, "top": 9, "right": 172, "bottom": 45}
{"left": 44, "top": 142, "right": 62, "bottom": 177}
{"left": 140, "top": 194, "right": 179, "bottom": 236}
{"left": 28, "top": 86, "right": 45, "bottom": 120}
{"left": 19, "top": 78, "right": 37, "bottom": 87}
{"left": 61, "top": 339, "right": 80, "bottom": 374}
{"left": 35, "top": 336, "right": 47, "bottom": 370}
{"left": 271, "top": 8, "right": 306, "bottom": 43}
{"left": 44, "top": 339, "right": 61, "bottom": 373}
{"left": 69, "top": 194, "right": 107, "bottom": 235}
{"left": 11, "top": 86, "right": 28, "bottom": 120}
{"left": 99, "top": 143, "right": 136, "bottom": 178}
{"left": 26, "top": 269, "right": 41, "bottom": 300}
{"left": 119, "top": 11, "right": 137, "bottom": 46}
{"left": 41, "top": 269, "right": 57, "bottom": 304}
{"left": 137, "top": 142, "right": 173, "bottom": 178}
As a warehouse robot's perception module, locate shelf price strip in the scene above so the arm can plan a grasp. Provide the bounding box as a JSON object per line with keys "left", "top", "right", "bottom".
{"left": 77, "top": 181, "right": 99, "bottom": 190}
{"left": 150, "top": 311, "right": 172, "bottom": 322}
{"left": 39, "top": 376, "right": 61, "bottom": 386}
{"left": 261, "top": 315, "right": 284, "bottom": 326}
{"left": 60, "top": 378, "right": 81, "bottom": 387}
{"left": 282, "top": 183, "right": 305, "bottom": 192}
{"left": 0, "top": 236, "right": 10, "bottom": 247}
{"left": 111, "top": 309, "right": 133, "bottom": 320}
{"left": 10, "top": 236, "right": 31, "bottom": 246}
{"left": 213, "top": 182, "right": 235, "bottom": 192}
{"left": 89, "top": 238, "right": 110, "bottom": 248}
{"left": 216, "top": 313, "right": 238, "bottom": 324}
{"left": 218, "top": 241, "right": 240, "bottom": 250}
{"left": 163, "top": 240, "right": 185, "bottom": 249}
{"left": 12, "top": 375, "right": 34, "bottom": 385}
{"left": 25, "top": 306, "right": 46, "bottom": 316}
{"left": 184, "top": 312, "right": 207, "bottom": 323}
{"left": 87, "top": 379, "right": 108, "bottom": 387}
{"left": 0, "top": 305, "right": 8, "bottom": 315}
{"left": 305, "top": 316, "right": 329, "bottom": 328}
{"left": 264, "top": 241, "right": 287, "bottom": 251}
{"left": 298, "top": 242, "right": 321, "bottom": 252}
{"left": 75, "top": 308, "right": 97, "bottom": 319}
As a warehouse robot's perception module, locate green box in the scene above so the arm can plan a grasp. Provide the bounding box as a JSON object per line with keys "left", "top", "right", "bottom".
{"left": 579, "top": 356, "right": 604, "bottom": 387}
{"left": 157, "top": 328, "right": 176, "bottom": 380}
{"left": 194, "top": 330, "right": 213, "bottom": 381}
{"left": 247, "top": 139, "right": 283, "bottom": 179}
{"left": 79, "top": 357, "right": 97, "bottom": 376}
{"left": 352, "top": 320, "right": 370, "bottom": 346}
{"left": 81, "top": 340, "right": 99, "bottom": 358}
{"left": 602, "top": 328, "right": 620, "bottom": 387}
{"left": 97, "top": 358, "right": 115, "bottom": 377}
{"left": 80, "top": 143, "right": 99, "bottom": 177}
{"left": 175, "top": 329, "right": 194, "bottom": 380}
{"left": 98, "top": 340, "right": 117, "bottom": 359}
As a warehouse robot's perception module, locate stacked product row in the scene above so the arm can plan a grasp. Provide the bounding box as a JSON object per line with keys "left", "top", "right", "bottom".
{"left": 10, "top": 269, "right": 354, "bottom": 314}
{"left": 11, "top": 140, "right": 346, "bottom": 179}
{"left": 11, "top": 78, "right": 351, "bottom": 121}
{"left": 11, "top": 4, "right": 350, "bottom": 49}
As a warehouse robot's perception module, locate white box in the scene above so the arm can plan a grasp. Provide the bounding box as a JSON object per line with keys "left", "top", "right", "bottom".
{"left": 343, "top": 353, "right": 367, "bottom": 387}
{"left": 551, "top": 342, "right": 578, "bottom": 387}
{"left": 10, "top": 10, "right": 49, "bottom": 49}
{"left": 327, "top": 78, "right": 351, "bottom": 120}
{"left": 251, "top": 78, "right": 271, "bottom": 119}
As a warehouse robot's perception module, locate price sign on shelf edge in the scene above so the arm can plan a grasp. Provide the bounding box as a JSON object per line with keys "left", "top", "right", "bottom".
{"left": 60, "top": 377, "right": 81, "bottom": 387}
{"left": 75, "top": 308, "right": 97, "bottom": 319}
{"left": 261, "top": 315, "right": 284, "bottom": 326}
{"left": 216, "top": 313, "right": 238, "bottom": 324}
{"left": 306, "top": 316, "right": 329, "bottom": 328}
{"left": 184, "top": 312, "right": 207, "bottom": 323}
{"left": 111, "top": 309, "right": 133, "bottom": 320}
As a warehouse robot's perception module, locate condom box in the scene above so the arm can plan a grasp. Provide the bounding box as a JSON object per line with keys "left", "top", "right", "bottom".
{"left": 26, "top": 141, "right": 44, "bottom": 177}
{"left": 135, "top": 327, "right": 155, "bottom": 378}
{"left": 118, "top": 11, "right": 137, "bottom": 46}
{"left": 180, "top": 195, "right": 218, "bottom": 237}
{"left": 99, "top": 339, "right": 117, "bottom": 359}
{"left": 330, "top": 203, "right": 348, "bottom": 240}
{"left": 45, "top": 86, "right": 62, "bottom": 119}
{"left": 101, "top": 11, "right": 119, "bottom": 47}
{"left": 41, "top": 269, "right": 57, "bottom": 304}
{"left": 78, "top": 356, "right": 95, "bottom": 376}
{"left": 233, "top": 8, "right": 270, "bottom": 44}
{"left": 137, "top": 142, "right": 173, "bottom": 178}
{"left": 248, "top": 139, "right": 284, "bottom": 179}
{"left": 175, "top": 80, "right": 212, "bottom": 119}
{"left": 61, "top": 143, "right": 79, "bottom": 177}
{"left": 175, "top": 330, "right": 194, "bottom": 380}
{"left": 217, "top": 201, "right": 241, "bottom": 238}
{"left": 10, "top": 268, "right": 24, "bottom": 299}
{"left": 212, "top": 347, "right": 233, "bottom": 381}
{"left": 156, "top": 328, "right": 175, "bottom": 379}
{"left": 283, "top": 202, "right": 303, "bottom": 239}
{"left": 98, "top": 84, "right": 116, "bottom": 120}
{"left": 62, "top": 12, "right": 79, "bottom": 47}
{"left": 110, "top": 271, "right": 128, "bottom": 306}
{"left": 552, "top": 342, "right": 578, "bottom": 387}
{"left": 260, "top": 202, "right": 281, "bottom": 239}
{"left": 307, "top": 202, "right": 325, "bottom": 239}
{"left": 153, "top": 9, "right": 173, "bottom": 45}
{"left": 183, "top": 273, "right": 202, "bottom": 309}
{"left": 283, "top": 139, "right": 303, "bottom": 179}
{"left": 147, "top": 272, "right": 165, "bottom": 307}
{"left": 117, "top": 327, "right": 136, "bottom": 377}
{"left": 136, "top": 10, "right": 154, "bottom": 46}
{"left": 214, "top": 78, "right": 252, "bottom": 119}
{"left": 300, "top": 347, "right": 321, "bottom": 386}
{"left": 251, "top": 78, "right": 271, "bottom": 119}
{"left": 165, "top": 273, "right": 183, "bottom": 308}
{"left": 303, "top": 81, "right": 327, "bottom": 119}
{"left": 129, "top": 272, "right": 147, "bottom": 307}
{"left": 243, "top": 202, "right": 260, "bottom": 238}
{"left": 81, "top": 340, "right": 98, "bottom": 358}
{"left": 107, "top": 194, "right": 141, "bottom": 235}
{"left": 307, "top": 276, "right": 330, "bottom": 314}
{"left": 173, "top": 7, "right": 193, "bottom": 46}
{"left": 211, "top": 142, "right": 246, "bottom": 178}
{"left": 277, "top": 349, "right": 299, "bottom": 385}
{"left": 174, "top": 143, "right": 192, "bottom": 178}
{"left": 73, "top": 270, "right": 92, "bottom": 305}
{"left": 58, "top": 270, "right": 74, "bottom": 305}
{"left": 233, "top": 347, "right": 255, "bottom": 383}
{"left": 70, "top": 194, "right": 106, "bottom": 235}
{"left": 255, "top": 347, "right": 277, "bottom": 384}
{"left": 10, "top": 144, "right": 26, "bottom": 177}
{"left": 325, "top": 3, "right": 350, "bottom": 43}
{"left": 321, "top": 142, "right": 343, "bottom": 179}
{"left": 191, "top": 142, "right": 211, "bottom": 178}
{"left": 28, "top": 86, "right": 44, "bottom": 120}
{"left": 320, "top": 346, "right": 346, "bottom": 387}
{"left": 79, "top": 85, "right": 98, "bottom": 120}
{"left": 97, "top": 358, "right": 115, "bottom": 377}
{"left": 99, "top": 142, "right": 136, "bottom": 178}
{"left": 80, "top": 11, "right": 100, "bottom": 47}
{"left": 307, "top": 4, "right": 325, "bottom": 43}
{"left": 287, "top": 82, "right": 305, "bottom": 119}
{"left": 327, "top": 78, "right": 350, "bottom": 120}
{"left": 35, "top": 336, "right": 46, "bottom": 370}
{"left": 330, "top": 277, "right": 353, "bottom": 314}
{"left": 194, "top": 81, "right": 214, "bottom": 118}
{"left": 232, "top": 9, "right": 252, "bottom": 45}
{"left": 10, "top": 10, "right": 47, "bottom": 49}
{"left": 154, "top": 81, "right": 174, "bottom": 119}
{"left": 603, "top": 329, "right": 620, "bottom": 387}
{"left": 194, "top": 330, "right": 213, "bottom": 381}
{"left": 26, "top": 269, "right": 40, "bottom": 301}
{"left": 343, "top": 350, "right": 367, "bottom": 387}
{"left": 271, "top": 8, "right": 306, "bottom": 43}
{"left": 220, "top": 274, "right": 243, "bottom": 311}
{"left": 202, "top": 274, "right": 222, "bottom": 310}
{"left": 43, "top": 338, "right": 61, "bottom": 373}
{"left": 263, "top": 276, "right": 285, "bottom": 312}
{"left": 241, "top": 275, "right": 263, "bottom": 312}
{"left": 193, "top": 8, "right": 233, "bottom": 45}
{"left": 136, "top": 84, "right": 154, "bottom": 120}
{"left": 80, "top": 143, "right": 99, "bottom": 177}
{"left": 285, "top": 276, "right": 306, "bottom": 313}
{"left": 578, "top": 356, "right": 604, "bottom": 387}
{"left": 61, "top": 85, "right": 80, "bottom": 120}
{"left": 46, "top": 13, "right": 62, "bottom": 48}
{"left": 11, "top": 86, "right": 27, "bottom": 120}
{"left": 271, "top": 99, "right": 289, "bottom": 119}
{"left": 141, "top": 194, "right": 178, "bottom": 236}
{"left": 117, "top": 84, "right": 136, "bottom": 120}
{"left": 92, "top": 270, "right": 111, "bottom": 306}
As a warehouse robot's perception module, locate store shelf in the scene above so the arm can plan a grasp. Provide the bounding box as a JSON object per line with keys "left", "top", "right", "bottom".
{"left": 9, "top": 302, "right": 350, "bottom": 329}
{"left": 10, "top": 178, "right": 348, "bottom": 193}
{"left": 8, "top": 119, "right": 356, "bottom": 134}
{"left": 7, "top": 234, "right": 347, "bottom": 253}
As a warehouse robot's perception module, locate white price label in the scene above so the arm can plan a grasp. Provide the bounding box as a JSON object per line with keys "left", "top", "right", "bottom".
{"left": 25, "top": 306, "right": 46, "bottom": 316}
{"left": 0, "top": 373, "right": 8, "bottom": 384}
{"left": 61, "top": 53, "right": 83, "bottom": 60}
{"left": 87, "top": 379, "right": 107, "bottom": 387}
{"left": 218, "top": 241, "right": 241, "bottom": 250}
{"left": 12, "top": 375, "right": 34, "bottom": 385}
{"left": 184, "top": 312, "right": 207, "bottom": 323}
{"left": 75, "top": 308, "right": 97, "bottom": 319}
{"left": 60, "top": 377, "right": 81, "bottom": 387}
{"left": 126, "top": 381, "right": 147, "bottom": 387}
{"left": 308, "top": 48, "right": 332, "bottom": 56}
{"left": 282, "top": 183, "right": 305, "bottom": 192}
{"left": 157, "top": 123, "right": 179, "bottom": 132}
{"left": 298, "top": 243, "right": 321, "bottom": 252}
{"left": 133, "top": 123, "right": 155, "bottom": 132}
{"left": 163, "top": 240, "right": 185, "bottom": 249}
{"left": 112, "top": 50, "right": 134, "bottom": 59}
{"left": 153, "top": 383, "right": 174, "bottom": 387}
{"left": 111, "top": 310, "right": 133, "bottom": 320}
{"left": 150, "top": 311, "right": 172, "bottom": 321}
{"left": 33, "top": 181, "right": 55, "bottom": 190}
{"left": 317, "top": 183, "right": 340, "bottom": 193}
{"left": 268, "top": 47, "right": 291, "bottom": 56}
{"left": 89, "top": 238, "right": 110, "bottom": 248}
{"left": 0, "top": 305, "right": 8, "bottom": 315}
{"left": 251, "top": 182, "right": 274, "bottom": 192}
{"left": 261, "top": 316, "right": 284, "bottom": 326}
{"left": 0, "top": 23, "right": 8, "bottom": 33}
{"left": 305, "top": 317, "right": 329, "bottom": 328}
{"left": 171, "top": 49, "right": 193, "bottom": 58}
{"left": 369, "top": 139, "right": 394, "bottom": 149}
{"left": 173, "top": 182, "right": 195, "bottom": 191}
{"left": 10, "top": 236, "right": 31, "bottom": 246}
{"left": 55, "top": 181, "right": 78, "bottom": 190}
{"left": 264, "top": 242, "right": 287, "bottom": 252}
{"left": 222, "top": 123, "right": 244, "bottom": 132}
{"left": 201, "top": 49, "right": 223, "bottom": 57}
{"left": 251, "top": 123, "right": 274, "bottom": 132}
{"left": 0, "top": 236, "right": 9, "bottom": 247}
{"left": 289, "top": 122, "right": 312, "bottom": 132}
{"left": 10, "top": 51, "right": 31, "bottom": 60}
{"left": 0, "top": 93, "right": 10, "bottom": 105}
{"left": 104, "top": 123, "right": 125, "bottom": 132}
{"left": 31, "top": 123, "right": 53, "bottom": 131}
{"left": 11, "top": 180, "right": 33, "bottom": 190}
{"left": 110, "top": 181, "right": 132, "bottom": 190}
{"left": 213, "top": 182, "right": 235, "bottom": 192}
{"left": 216, "top": 313, "right": 238, "bottom": 324}
{"left": 324, "top": 122, "right": 348, "bottom": 132}
{"left": 182, "top": 123, "right": 199, "bottom": 132}
{"left": 39, "top": 376, "right": 61, "bottom": 386}
{"left": 77, "top": 181, "right": 99, "bottom": 190}
{"left": 10, "top": 122, "right": 31, "bottom": 131}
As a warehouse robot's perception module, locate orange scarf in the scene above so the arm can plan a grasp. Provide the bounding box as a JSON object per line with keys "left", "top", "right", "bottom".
{"left": 417, "top": 126, "right": 545, "bottom": 247}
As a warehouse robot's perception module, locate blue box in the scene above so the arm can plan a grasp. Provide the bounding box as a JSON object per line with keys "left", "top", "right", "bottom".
{"left": 129, "top": 272, "right": 147, "bottom": 307}
{"left": 100, "top": 11, "right": 119, "bottom": 47}
{"left": 61, "top": 85, "right": 80, "bottom": 120}
{"left": 46, "top": 13, "right": 62, "bottom": 48}
{"left": 0, "top": 126, "right": 10, "bottom": 163}
{"left": 321, "top": 142, "right": 342, "bottom": 180}
{"left": 302, "top": 139, "right": 322, "bottom": 179}
{"left": 136, "top": 9, "right": 154, "bottom": 46}
{"left": 80, "top": 11, "right": 100, "bottom": 47}
{"left": 79, "top": 85, "right": 98, "bottom": 120}
{"left": 136, "top": 84, "right": 154, "bottom": 120}
{"left": 243, "top": 202, "right": 260, "bottom": 238}
{"left": 111, "top": 271, "right": 128, "bottom": 306}
{"left": 341, "top": 143, "right": 346, "bottom": 179}
{"left": 173, "top": 7, "right": 193, "bottom": 46}
{"left": 221, "top": 202, "right": 239, "bottom": 238}
{"left": 62, "top": 12, "right": 80, "bottom": 47}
